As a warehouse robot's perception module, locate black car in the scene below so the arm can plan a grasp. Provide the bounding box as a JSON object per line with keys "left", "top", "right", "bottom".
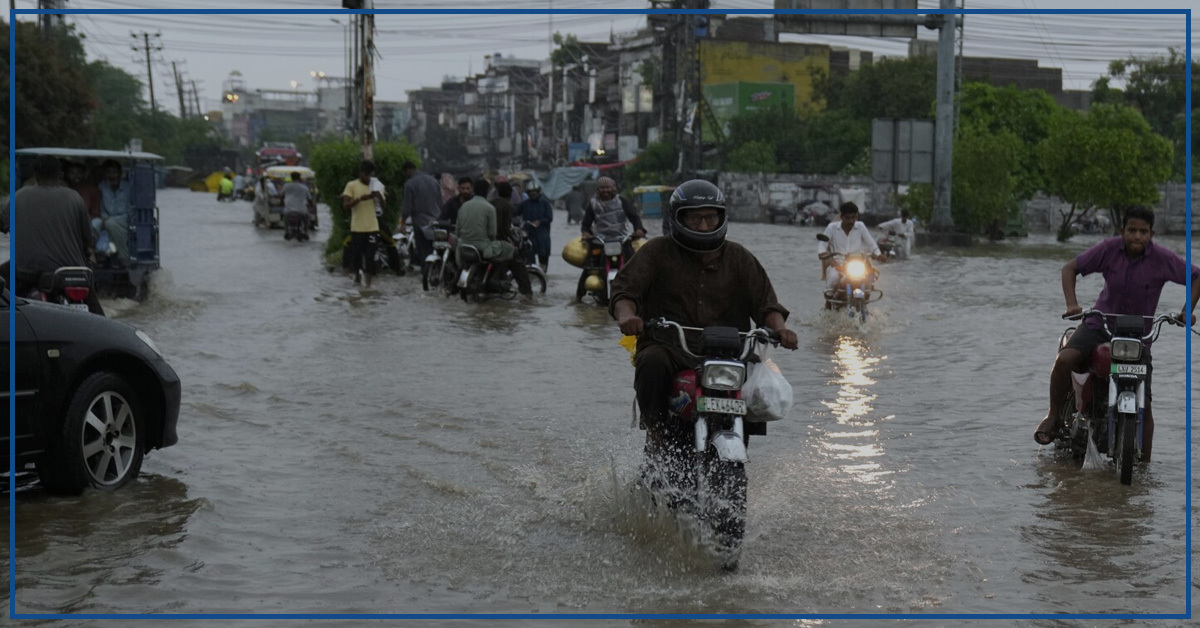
{"left": 1, "top": 278, "right": 181, "bottom": 494}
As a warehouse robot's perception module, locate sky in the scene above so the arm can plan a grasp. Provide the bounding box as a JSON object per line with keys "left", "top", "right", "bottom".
{"left": 4, "top": 0, "right": 1196, "bottom": 113}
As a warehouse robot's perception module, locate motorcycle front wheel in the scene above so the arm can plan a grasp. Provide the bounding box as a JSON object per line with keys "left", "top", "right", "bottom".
{"left": 1117, "top": 414, "right": 1136, "bottom": 485}
{"left": 702, "top": 454, "right": 747, "bottom": 570}
{"left": 527, "top": 266, "right": 547, "bottom": 295}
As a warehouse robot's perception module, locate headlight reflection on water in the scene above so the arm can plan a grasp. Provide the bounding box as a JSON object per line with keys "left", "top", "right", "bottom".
{"left": 818, "top": 336, "right": 893, "bottom": 487}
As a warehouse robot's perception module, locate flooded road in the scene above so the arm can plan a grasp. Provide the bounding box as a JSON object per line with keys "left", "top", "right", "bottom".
{"left": 3, "top": 188, "right": 1197, "bottom": 624}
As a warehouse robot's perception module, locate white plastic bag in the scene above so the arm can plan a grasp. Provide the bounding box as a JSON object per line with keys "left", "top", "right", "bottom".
{"left": 744, "top": 346, "right": 793, "bottom": 422}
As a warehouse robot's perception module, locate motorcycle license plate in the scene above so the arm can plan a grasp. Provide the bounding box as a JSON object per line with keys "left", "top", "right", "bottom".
{"left": 69, "top": 303, "right": 89, "bottom": 311}
{"left": 604, "top": 242, "right": 623, "bottom": 256}
{"left": 1112, "top": 364, "right": 1147, "bottom": 375}
{"left": 697, "top": 396, "right": 746, "bottom": 415}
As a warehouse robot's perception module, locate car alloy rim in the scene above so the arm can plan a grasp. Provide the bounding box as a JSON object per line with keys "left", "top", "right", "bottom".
{"left": 81, "top": 391, "right": 137, "bottom": 486}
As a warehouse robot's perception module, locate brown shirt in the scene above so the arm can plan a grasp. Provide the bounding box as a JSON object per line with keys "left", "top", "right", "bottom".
{"left": 609, "top": 237, "right": 789, "bottom": 345}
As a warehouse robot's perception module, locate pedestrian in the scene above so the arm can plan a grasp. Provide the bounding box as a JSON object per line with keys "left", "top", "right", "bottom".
{"left": 341, "top": 160, "right": 383, "bottom": 288}
{"left": 518, "top": 180, "right": 554, "bottom": 271}
{"left": 564, "top": 184, "right": 585, "bottom": 225}
{"left": 397, "top": 160, "right": 443, "bottom": 270}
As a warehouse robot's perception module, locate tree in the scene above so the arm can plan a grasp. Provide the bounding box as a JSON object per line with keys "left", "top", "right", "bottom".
{"left": 957, "top": 82, "right": 1064, "bottom": 201}
{"left": 1092, "top": 48, "right": 1198, "bottom": 181}
{"left": 722, "top": 106, "right": 805, "bottom": 172}
{"left": 951, "top": 123, "right": 1023, "bottom": 239}
{"left": 623, "top": 139, "right": 677, "bottom": 188}
{"left": 801, "top": 108, "right": 870, "bottom": 174}
{"left": 310, "top": 138, "right": 421, "bottom": 259}
{"left": 3, "top": 20, "right": 96, "bottom": 149}
{"left": 1040, "top": 103, "right": 1173, "bottom": 240}
{"left": 815, "top": 56, "right": 937, "bottom": 121}
{"left": 724, "top": 141, "right": 777, "bottom": 174}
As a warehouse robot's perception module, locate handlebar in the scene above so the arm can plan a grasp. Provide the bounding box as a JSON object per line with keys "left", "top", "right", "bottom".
{"left": 1063, "top": 309, "right": 1188, "bottom": 342}
{"left": 647, "top": 318, "right": 780, "bottom": 361}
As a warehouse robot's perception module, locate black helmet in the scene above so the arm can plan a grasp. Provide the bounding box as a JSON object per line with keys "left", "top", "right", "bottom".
{"left": 668, "top": 179, "right": 728, "bottom": 252}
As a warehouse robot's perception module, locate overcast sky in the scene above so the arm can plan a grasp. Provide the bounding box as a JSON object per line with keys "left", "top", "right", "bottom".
{"left": 5, "top": 0, "right": 1196, "bottom": 113}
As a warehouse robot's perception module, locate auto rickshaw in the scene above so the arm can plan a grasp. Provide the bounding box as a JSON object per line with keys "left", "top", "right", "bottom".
{"left": 13, "top": 147, "right": 164, "bottom": 301}
{"left": 253, "top": 165, "right": 319, "bottom": 230}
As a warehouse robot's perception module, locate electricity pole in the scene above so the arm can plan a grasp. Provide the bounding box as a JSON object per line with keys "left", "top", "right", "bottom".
{"left": 131, "top": 31, "right": 162, "bottom": 112}
{"left": 172, "top": 61, "right": 187, "bottom": 117}
{"left": 360, "top": 6, "right": 375, "bottom": 160}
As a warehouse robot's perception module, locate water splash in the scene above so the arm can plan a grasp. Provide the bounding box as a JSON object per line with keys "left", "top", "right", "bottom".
{"left": 1081, "top": 428, "right": 1107, "bottom": 471}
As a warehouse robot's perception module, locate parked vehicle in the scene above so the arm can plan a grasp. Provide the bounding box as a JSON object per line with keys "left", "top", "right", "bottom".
{"left": 1049, "top": 310, "right": 1186, "bottom": 485}
{"left": 1, "top": 277, "right": 181, "bottom": 494}
{"left": 14, "top": 147, "right": 164, "bottom": 301}
{"left": 639, "top": 318, "right": 782, "bottom": 570}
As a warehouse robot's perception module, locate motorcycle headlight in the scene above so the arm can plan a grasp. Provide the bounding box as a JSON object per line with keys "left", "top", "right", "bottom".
{"left": 845, "top": 260, "right": 867, "bottom": 280}
{"left": 702, "top": 361, "right": 745, "bottom": 391}
{"left": 1110, "top": 338, "right": 1142, "bottom": 361}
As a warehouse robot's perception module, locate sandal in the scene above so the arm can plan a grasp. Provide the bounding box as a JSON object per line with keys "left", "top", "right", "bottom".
{"left": 1033, "top": 415, "right": 1057, "bottom": 445}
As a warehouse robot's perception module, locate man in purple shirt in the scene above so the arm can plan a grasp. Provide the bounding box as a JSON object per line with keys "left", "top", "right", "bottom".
{"left": 1034, "top": 206, "right": 1200, "bottom": 461}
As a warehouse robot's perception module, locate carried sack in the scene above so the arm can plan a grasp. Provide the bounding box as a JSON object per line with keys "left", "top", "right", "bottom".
{"left": 743, "top": 346, "right": 793, "bottom": 422}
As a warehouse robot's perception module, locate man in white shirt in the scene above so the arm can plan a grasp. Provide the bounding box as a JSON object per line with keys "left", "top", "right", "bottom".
{"left": 876, "top": 209, "right": 916, "bottom": 259}
{"left": 818, "top": 202, "right": 886, "bottom": 289}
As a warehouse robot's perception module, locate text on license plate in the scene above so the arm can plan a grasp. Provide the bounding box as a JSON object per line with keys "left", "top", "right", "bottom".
{"left": 1112, "top": 364, "right": 1147, "bottom": 375}
{"left": 70, "top": 303, "right": 90, "bottom": 311}
{"left": 697, "top": 397, "right": 746, "bottom": 415}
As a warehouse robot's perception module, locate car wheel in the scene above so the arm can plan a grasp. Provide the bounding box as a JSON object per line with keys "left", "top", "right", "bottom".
{"left": 37, "top": 372, "right": 145, "bottom": 494}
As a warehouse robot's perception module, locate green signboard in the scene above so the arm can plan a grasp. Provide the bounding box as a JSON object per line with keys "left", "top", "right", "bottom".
{"left": 702, "top": 82, "right": 796, "bottom": 142}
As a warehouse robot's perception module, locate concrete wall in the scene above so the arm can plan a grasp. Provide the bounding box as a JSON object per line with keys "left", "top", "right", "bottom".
{"left": 1023, "top": 183, "right": 1199, "bottom": 235}
{"left": 717, "top": 172, "right": 892, "bottom": 222}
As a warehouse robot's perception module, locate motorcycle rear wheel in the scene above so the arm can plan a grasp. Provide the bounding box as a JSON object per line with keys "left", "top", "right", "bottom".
{"left": 1117, "top": 414, "right": 1136, "bottom": 485}
{"left": 422, "top": 258, "right": 443, "bottom": 291}
{"left": 527, "top": 266, "right": 547, "bottom": 295}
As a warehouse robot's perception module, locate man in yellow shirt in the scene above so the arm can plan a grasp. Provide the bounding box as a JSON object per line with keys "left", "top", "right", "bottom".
{"left": 341, "top": 160, "right": 383, "bottom": 288}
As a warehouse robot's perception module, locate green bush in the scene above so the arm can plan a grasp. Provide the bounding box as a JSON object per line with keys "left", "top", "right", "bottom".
{"left": 309, "top": 139, "right": 421, "bottom": 258}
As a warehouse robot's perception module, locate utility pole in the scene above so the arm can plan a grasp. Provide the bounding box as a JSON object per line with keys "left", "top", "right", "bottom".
{"left": 930, "top": 0, "right": 956, "bottom": 231}
{"left": 131, "top": 31, "right": 162, "bottom": 112}
{"left": 191, "top": 80, "right": 202, "bottom": 119}
{"left": 38, "top": 0, "right": 66, "bottom": 39}
{"left": 360, "top": 5, "right": 376, "bottom": 160}
{"left": 172, "top": 61, "right": 187, "bottom": 117}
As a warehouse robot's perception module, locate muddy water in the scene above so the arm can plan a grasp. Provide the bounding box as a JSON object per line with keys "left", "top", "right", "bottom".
{"left": 3, "top": 189, "right": 1197, "bottom": 624}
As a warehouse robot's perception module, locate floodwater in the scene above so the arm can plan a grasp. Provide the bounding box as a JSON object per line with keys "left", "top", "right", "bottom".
{"left": 2, "top": 189, "right": 1198, "bottom": 625}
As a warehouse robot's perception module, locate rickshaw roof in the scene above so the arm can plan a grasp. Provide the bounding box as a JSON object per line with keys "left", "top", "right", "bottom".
{"left": 15, "top": 147, "right": 165, "bottom": 161}
{"left": 265, "top": 166, "right": 314, "bottom": 177}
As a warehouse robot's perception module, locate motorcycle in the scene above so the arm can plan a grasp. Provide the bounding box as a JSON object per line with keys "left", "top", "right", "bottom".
{"left": 283, "top": 212, "right": 309, "bottom": 242}
{"left": 1049, "top": 310, "right": 1186, "bottom": 485}
{"left": 877, "top": 230, "right": 907, "bottom": 260}
{"left": 421, "top": 224, "right": 458, "bottom": 295}
{"left": 816, "top": 234, "right": 883, "bottom": 322}
{"left": 640, "top": 318, "right": 781, "bottom": 570}
{"left": 17, "top": 266, "right": 96, "bottom": 313}
{"left": 456, "top": 236, "right": 548, "bottom": 303}
{"left": 575, "top": 233, "right": 639, "bottom": 305}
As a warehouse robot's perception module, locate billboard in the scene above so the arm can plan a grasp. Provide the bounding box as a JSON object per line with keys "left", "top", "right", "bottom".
{"left": 871, "top": 118, "right": 934, "bottom": 184}
{"left": 702, "top": 82, "right": 796, "bottom": 143}
{"left": 774, "top": 0, "right": 920, "bottom": 38}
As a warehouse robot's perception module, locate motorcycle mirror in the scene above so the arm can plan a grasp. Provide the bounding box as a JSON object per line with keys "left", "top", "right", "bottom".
{"left": 815, "top": 233, "right": 830, "bottom": 242}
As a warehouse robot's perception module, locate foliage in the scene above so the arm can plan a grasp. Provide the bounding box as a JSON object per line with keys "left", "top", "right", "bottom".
{"left": 309, "top": 139, "right": 421, "bottom": 257}
{"left": 802, "top": 109, "right": 870, "bottom": 174}
{"left": 724, "top": 141, "right": 777, "bottom": 174}
{"left": 895, "top": 183, "right": 934, "bottom": 223}
{"left": 636, "top": 59, "right": 660, "bottom": 91}
{"left": 957, "top": 82, "right": 1063, "bottom": 200}
{"left": 623, "top": 139, "right": 677, "bottom": 188}
{"left": 723, "top": 106, "right": 805, "bottom": 171}
{"left": 721, "top": 105, "right": 868, "bottom": 175}
{"left": 1092, "top": 48, "right": 1198, "bottom": 181}
{"left": 951, "top": 123, "right": 1023, "bottom": 238}
{"left": 550, "top": 32, "right": 584, "bottom": 66}
{"left": 1040, "top": 103, "right": 1173, "bottom": 239}
{"left": 839, "top": 147, "right": 871, "bottom": 177}
{"left": 815, "top": 56, "right": 937, "bottom": 121}
{"left": 86, "top": 60, "right": 147, "bottom": 152}
{"left": 4, "top": 21, "right": 96, "bottom": 149}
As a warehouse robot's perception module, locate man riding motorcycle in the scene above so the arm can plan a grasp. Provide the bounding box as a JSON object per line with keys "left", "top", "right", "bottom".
{"left": 581, "top": 176, "right": 646, "bottom": 260}
{"left": 609, "top": 179, "right": 799, "bottom": 467}
{"left": 455, "top": 178, "right": 534, "bottom": 302}
{"left": 817, "top": 201, "right": 887, "bottom": 296}
{"left": 1034, "top": 205, "right": 1199, "bottom": 461}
